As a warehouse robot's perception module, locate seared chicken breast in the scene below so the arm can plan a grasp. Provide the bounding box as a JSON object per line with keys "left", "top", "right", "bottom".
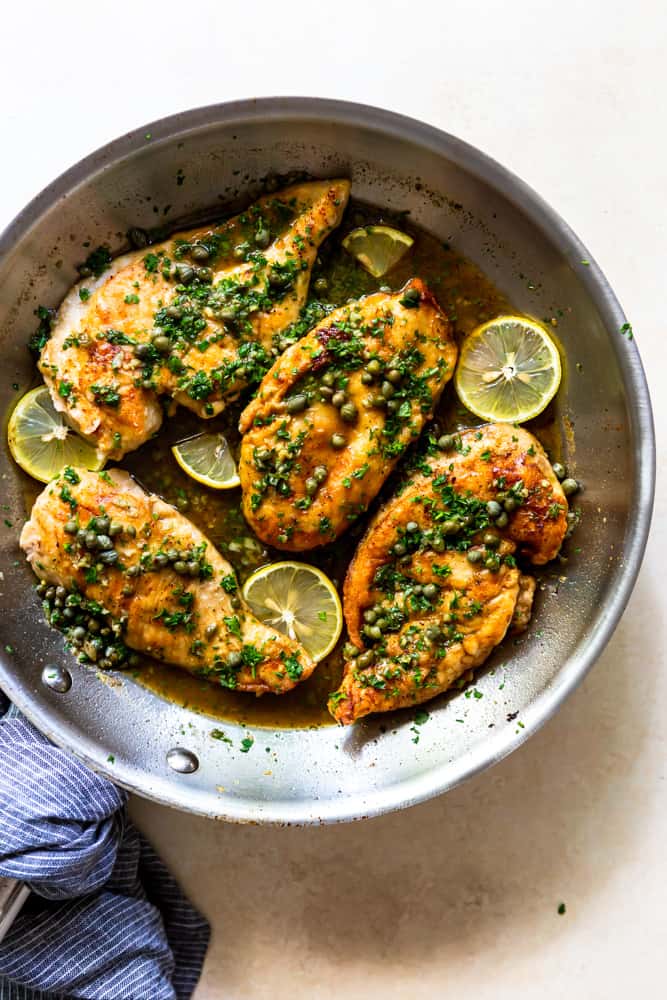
{"left": 238, "top": 279, "right": 457, "bottom": 550}
{"left": 39, "top": 180, "right": 350, "bottom": 460}
{"left": 20, "top": 468, "right": 313, "bottom": 694}
{"left": 329, "top": 424, "right": 568, "bottom": 723}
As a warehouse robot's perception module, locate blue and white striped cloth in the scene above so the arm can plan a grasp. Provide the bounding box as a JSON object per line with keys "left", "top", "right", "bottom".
{"left": 0, "top": 696, "right": 209, "bottom": 999}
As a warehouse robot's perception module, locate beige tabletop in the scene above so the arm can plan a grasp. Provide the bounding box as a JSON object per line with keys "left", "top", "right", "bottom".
{"left": 3, "top": 1, "right": 666, "bottom": 997}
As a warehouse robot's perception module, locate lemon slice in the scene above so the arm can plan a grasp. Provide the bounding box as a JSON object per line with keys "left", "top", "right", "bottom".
{"left": 242, "top": 561, "right": 342, "bottom": 662}
{"left": 454, "top": 315, "right": 562, "bottom": 423}
{"left": 341, "top": 225, "right": 414, "bottom": 278}
{"left": 172, "top": 432, "right": 240, "bottom": 489}
{"left": 7, "top": 386, "right": 104, "bottom": 483}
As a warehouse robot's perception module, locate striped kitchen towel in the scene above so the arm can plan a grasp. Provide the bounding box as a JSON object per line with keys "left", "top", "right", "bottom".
{"left": 0, "top": 697, "right": 209, "bottom": 999}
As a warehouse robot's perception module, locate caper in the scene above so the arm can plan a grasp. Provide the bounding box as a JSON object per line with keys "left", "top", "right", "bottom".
{"left": 173, "top": 560, "right": 188, "bottom": 575}
{"left": 343, "top": 642, "right": 360, "bottom": 659}
{"left": 141, "top": 379, "right": 154, "bottom": 390}
{"left": 364, "top": 625, "right": 382, "bottom": 641}
{"left": 371, "top": 394, "right": 387, "bottom": 408}
{"left": 425, "top": 625, "right": 441, "bottom": 641}
{"left": 561, "top": 478, "right": 579, "bottom": 496}
{"left": 125, "top": 525, "right": 137, "bottom": 538}
{"left": 121, "top": 585, "right": 135, "bottom": 597}
{"left": 100, "top": 550, "right": 119, "bottom": 565}
{"left": 412, "top": 584, "right": 423, "bottom": 595}
{"left": 305, "top": 477, "right": 318, "bottom": 496}
{"left": 381, "top": 381, "right": 395, "bottom": 399}
{"left": 175, "top": 263, "right": 195, "bottom": 284}
{"left": 98, "top": 658, "right": 112, "bottom": 671}
{"left": 340, "top": 403, "right": 358, "bottom": 423}
{"left": 495, "top": 511, "right": 509, "bottom": 529}
{"left": 191, "top": 244, "right": 210, "bottom": 261}
{"left": 314, "top": 276, "right": 328, "bottom": 293}
{"left": 552, "top": 462, "right": 566, "bottom": 480}
{"left": 503, "top": 496, "right": 518, "bottom": 513}
{"left": 485, "top": 555, "right": 500, "bottom": 571}
{"left": 84, "top": 531, "right": 99, "bottom": 550}
{"left": 483, "top": 532, "right": 500, "bottom": 549}
{"left": 227, "top": 650, "right": 243, "bottom": 669}
{"left": 128, "top": 226, "right": 149, "bottom": 248}
{"left": 393, "top": 542, "right": 407, "bottom": 556}
{"left": 186, "top": 561, "right": 200, "bottom": 577}
{"left": 366, "top": 359, "right": 383, "bottom": 376}
{"left": 109, "top": 522, "right": 123, "bottom": 537}
{"left": 176, "top": 497, "right": 189, "bottom": 511}
{"left": 205, "top": 623, "right": 218, "bottom": 638}
{"left": 406, "top": 521, "right": 419, "bottom": 533}
{"left": 153, "top": 553, "right": 169, "bottom": 568}
{"left": 357, "top": 650, "right": 375, "bottom": 669}
{"left": 423, "top": 583, "right": 439, "bottom": 600}
{"left": 165, "top": 304, "right": 183, "bottom": 320}
{"left": 87, "top": 618, "right": 100, "bottom": 633}
{"left": 35, "top": 581, "right": 47, "bottom": 596}
{"left": 166, "top": 548, "right": 179, "bottom": 562}
{"left": 126, "top": 564, "right": 140, "bottom": 577}
{"left": 76, "top": 529, "right": 87, "bottom": 545}
{"left": 319, "top": 385, "right": 334, "bottom": 399}
{"left": 437, "top": 434, "right": 455, "bottom": 451}
{"left": 197, "top": 266, "right": 213, "bottom": 283}
{"left": 401, "top": 287, "right": 421, "bottom": 306}
{"left": 331, "top": 391, "right": 346, "bottom": 408}
{"left": 386, "top": 399, "right": 399, "bottom": 413}
{"left": 363, "top": 609, "right": 378, "bottom": 624}
{"left": 277, "top": 532, "right": 289, "bottom": 544}
{"left": 387, "top": 368, "right": 402, "bottom": 385}
{"left": 96, "top": 534, "right": 113, "bottom": 551}
{"left": 441, "top": 519, "right": 460, "bottom": 536}
{"left": 152, "top": 335, "right": 171, "bottom": 354}
{"left": 313, "top": 466, "right": 328, "bottom": 483}
{"left": 376, "top": 618, "right": 389, "bottom": 632}
{"left": 286, "top": 393, "right": 308, "bottom": 414}
{"left": 431, "top": 534, "right": 445, "bottom": 553}
{"left": 72, "top": 626, "right": 86, "bottom": 641}
{"left": 360, "top": 371, "right": 374, "bottom": 385}
{"left": 63, "top": 519, "right": 77, "bottom": 535}
{"left": 331, "top": 433, "right": 346, "bottom": 449}
{"left": 486, "top": 500, "right": 502, "bottom": 518}
{"left": 254, "top": 227, "right": 270, "bottom": 248}
{"left": 218, "top": 306, "right": 238, "bottom": 323}
{"left": 233, "top": 245, "right": 246, "bottom": 260}
{"left": 467, "top": 548, "right": 483, "bottom": 564}
{"left": 322, "top": 372, "right": 336, "bottom": 387}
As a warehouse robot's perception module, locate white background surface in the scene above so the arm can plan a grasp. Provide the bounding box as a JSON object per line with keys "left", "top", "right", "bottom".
{"left": 2, "top": 2, "right": 665, "bottom": 997}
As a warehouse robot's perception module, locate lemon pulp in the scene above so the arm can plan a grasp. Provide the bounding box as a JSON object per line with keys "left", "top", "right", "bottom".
{"left": 242, "top": 561, "right": 343, "bottom": 662}
{"left": 341, "top": 225, "right": 414, "bottom": 278}
{"left": 171, "top": 433, "right": 240, "bottom": 489}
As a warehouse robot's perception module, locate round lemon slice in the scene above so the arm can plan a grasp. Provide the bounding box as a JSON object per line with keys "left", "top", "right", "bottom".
{"left": 341, "top": 225, "right": 414, "bottom": 278}
{"left": 7, "top": 386, "right": 104, "bottom": 483}
{"left": 172, "top": 432, "right": 240, "bottom": 489}
{"left": 454, "top": 315, "right": 562, "bottom": 423}
{"left": 242, "top": 561, "right": 343, "bottom": 662}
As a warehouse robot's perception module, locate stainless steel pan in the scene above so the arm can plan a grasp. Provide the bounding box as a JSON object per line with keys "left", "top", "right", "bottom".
{"left": 0, "top": 98, "right": 654, "bottom": 825}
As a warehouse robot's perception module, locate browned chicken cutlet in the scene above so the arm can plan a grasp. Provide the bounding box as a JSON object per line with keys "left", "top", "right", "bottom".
{"left": 329, "top": 424, "right": 568, "bottom": 723}
{"left": 39, "top": 180, "right": 350, "bottom": 460}
{"left": 20, "top": 468, "right": 313, "bottom": 694}
{"left": 238, "top": 279, "right": 457, "bottom": 550}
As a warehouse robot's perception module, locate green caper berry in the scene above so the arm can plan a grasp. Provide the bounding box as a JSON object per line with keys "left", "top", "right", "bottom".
{"left": 128, "top": 226, "right": 148, "bottom": 248}
{"left": 387, "top": 369, "right": 402, "bottom": 384}
{"left": 340, "top": 403, "right": 358, "bottom": 423}
{"left": 360, "top": 371, "right": 374, "bottom": 385}
{"left": 363, "top": 609, "right": 377, "bottom": 624}
{"left": 277, "top": 533, "right": 289, "bottom": 544}
{"left": 87, "top": 619, "right": 100, "bottom": 633}
{"left": 393, "top": 542, "right": 407, "bottom": 556}
{"left": 314, "top": 276, "right": 328, "bottom": 293}
{"left": 173, "top": 560, "right": 189, "bottom": 575}
{"left": 412, "top": 584, "right": 423, "bottom": 595}
{"left": 76, "top": 528, "right": 87, "bottom": 544}
{"left": 357, "top": 650, "right": 375, "bottom": 669}
{"left": 72, "top": 626, "right": 86, "bottom": 641}
{"left": 153, "top": 335, "right": 171, "bottom": 354}
{"left": 97, "top": 534, "right": 114, "bottom": 550}
{"left": 425, "top": 625, "right": 441, "bottom": 641}
{"left": 109, "top": 522, "right": 123, "bottom": 537}
{"left": 141, "top": 379, "right": 154, "bottom": 390}
{"left": 495, "top": 512, "right": 510, "bottom": 529}
{"left": 431, "top": 535, "right": 445, "bottom": 553}
{"left": 331, "top": 433, "right": 346, "bottom": 449}
{"left": 286, "top": 394, "right": 308, "bottom": 414}
{"left": 483, "top": 532, "right": 500, "bottom": 549}
{"left": 175, "top": 264, "right": 195, "bottom": 284}
{"left": 322, "top": 372, "right": 336, "bottom": 387}
{"left": 45, "top": 587, "right": 56, "bottom": 600}
{"left": 486, "top": 500, "right": 502, "bottom": 518}
{"left": 84, "top": 531, "right": 99, "bottom": 550}
{"left": 406, "top": 521, "right": 419, "bottom": 533}
{"left": 371, "top": 394, "right": 387, "bottom": 408}
{"left": 205, "top": 623, "right": 218, "bottom": 638}
{"left": 126, "top": 565, "right": 140, "bottom": 577}
{"left": 35, "top": 581, "right": 47, "bottom": 596}
{"left": 423, "top": 583, "right": 439, "bottom": 600}
{"left": 503, "top": 497, "right": 518, "bottom": 513}
{"left": 381, "top": 381, "right": 395, "bottom": 399}
{"left": 98, "top": 550, "right": 118, "bottom": 565}
{"left": 98, "top": 658, "right": 112, "bottom": 671}
{"left": 305, "top": 478, "right": 318, "bottom": 496}
{"left": 365, "top": 625, "right": 382, "bottom": 641}
{"left": 197, "top": 266, "right": 213, "bottom": 283}
{"left": 401, "top": 287, "right": 421, "bottom": 306}
{"left": 233, "top": 245, "right": 246, "bottom": 260}
{"left": 331, "top": 391, "right": 346, "bottom": 408}
{"left": 186, "top": 561, "right": 200, "bottom": 577}
{"left": 319, "top": 385, "right": 334, "bottom": 399}
{"left": 561, "top": 478, "right": 579, "bottom": 496}
{"left": 438, "top": 434, "right": 455, "bottom": 451}
{"left": 121, "top": 586, "right": 135, "bottom": 597}
{"left": 366, "top": 359, "right": 382, "bottom": 376}
{"left": 441, "top": 519, "right": 460, "bottom": 535}
{"left": 552, "top": 462, "right": 566, "bottom": 480}
{"left": 191, "top": 244, "right": 210, "bottom": 261}
{"left": 386, "top": 399, "right": 399, "bottom": 413}
{"left": 343, "top": 642, "right": 360, "bottom": 659}
{"left": 375, "top": 618, "right": 389, "bottom": 632}
{"left": 254, "top": 228, "right": 270, "bottom": 248}
{"left": 165, "top": 304, "right": 183, "bottom": 320}
{"left": 485, "top": 555, "right": 501, "bottom": 571}
{"left": 313, "top": 466, "right": 328, "bottom": 483}
{"left": 467, "top": 548, "right": 483, "bottom": 564}
{"left": 153, "top": 553, "right": 169, "bottom": 568}
{"left": 164, "top": 549, "right": 178, "bottom": 562}
{"left": 92, "top": 516, "right": 110, "bottom": 533}
{"left": 175, "top": 497, "right": 189, "bottom": 511}
{"left": 125, "top": 525, "right": 136, "bottom": 538}
{"left": 64, "top": 519, "right": 78, "bottom": 534}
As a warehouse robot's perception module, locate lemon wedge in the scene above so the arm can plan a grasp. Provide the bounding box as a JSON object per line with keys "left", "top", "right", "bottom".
{"left": 341, "top": 225, "right": 414, "bottom": 278}
{"left": 172, "top": 432, "right": 240, "bottom": 489}
{"left": 242, "top": 561, "right": 342, "bottom": 662}
{"left": 7, "top": 386, "right": 104, "bottom": 483}
{"left": 454, "top": 315, "right": 562, "bottom": 423}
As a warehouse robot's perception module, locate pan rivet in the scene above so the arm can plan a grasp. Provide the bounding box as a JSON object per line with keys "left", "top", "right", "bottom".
{"left": 166, "top": 747, "right": 199, "bottom": 774}
{"left": 41, "top": 664, "right": 72, "bottom": 693}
